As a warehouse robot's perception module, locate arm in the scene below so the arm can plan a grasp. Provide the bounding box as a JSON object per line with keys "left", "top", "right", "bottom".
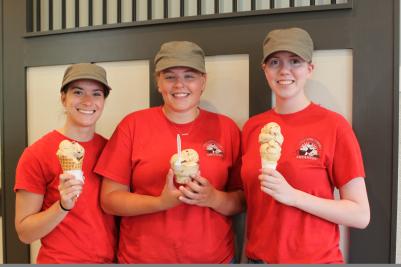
{"left": 259, "top": 168, "right": 370, "bottom": 228}
{"left": 179, "top": 174, "right": 245, "bottom": 216}
{"left": 15, "top": 173, "right": 83, "bottom": 244}
{"left": 101, "top": 169, "right": 183, "bottom": 216}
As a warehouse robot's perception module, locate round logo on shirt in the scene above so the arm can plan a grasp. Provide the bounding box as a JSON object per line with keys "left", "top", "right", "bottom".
{"left": 203, "top": 140, "right": 224, "bottom": 158}
{"left": 296, "top": 137, "right": 321, "bottom": 160}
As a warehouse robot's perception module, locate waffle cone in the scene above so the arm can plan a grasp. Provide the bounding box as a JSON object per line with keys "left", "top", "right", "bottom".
{"left": 58, "top": 155, "right": 83, "bottom": 171}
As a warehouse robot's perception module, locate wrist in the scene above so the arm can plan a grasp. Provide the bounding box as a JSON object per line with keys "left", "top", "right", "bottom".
{"left": 59, "top": 200, "right": 71, "bottom": 212}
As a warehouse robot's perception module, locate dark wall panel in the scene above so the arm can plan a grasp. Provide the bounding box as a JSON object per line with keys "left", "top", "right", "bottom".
{"left": 1, "top": 0, "right": 398, "bottom": 263}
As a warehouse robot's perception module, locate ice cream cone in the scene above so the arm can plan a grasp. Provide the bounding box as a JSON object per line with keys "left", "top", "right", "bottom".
{"left": 259, "top": 122, "right": 284, "bottom": 170}
{"left": 57, "top": 140, "right": 85, "bottom": 182}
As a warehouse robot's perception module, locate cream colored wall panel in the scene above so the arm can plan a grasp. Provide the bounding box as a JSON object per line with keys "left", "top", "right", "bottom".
{"left": 53, "top": 0, "right": 62, "bottom": 30}
{"left": 108, "top": 0, "right": 118, "bottom": 24}
{"left": 152, "top": 0, "right": 164, "bottom": 19}
{"left": 137, "top": 0, "right": 148, "bottom": 21}
{"left": 275, "top": 0, "right": 290, "bottom": 8}
{"left": 307, "top": 49, "right": 353, "bottom": 122}
{"left": 202, "top": 55, "right": 249, "bottom": 128}
{"left": 256, "top": 0, "right": 270, "bottom": 10}
{"left": 220, "top": 0, "right": 232, "bottom": 13}
{"left": 40, "top": 0, "right": 49, "bottom": 31}
{"left": 79, "top": 0, "right": 89, "bottom": 27}
{"left": 96, "top": 61, "right": 150, "bottom": 138}
{"left": 202, "top": 0, "right": 214, "bottom": 15}
{"left": 237, "top": 0, "right": 251, "bottom": 12}
{"left": 93, "top": 0, "right": 103, "bottom": 26}
{"left": 168, "top": 0, "right": 180, "bottom": 18}
{"left": 185, "top": 0, "right": 197, "bottom": 16}
{"left": 66, "top": 0, "right": 75, "bottom": 28}
{"left": 121, "top": 0, "right": 133, "bottom": 22}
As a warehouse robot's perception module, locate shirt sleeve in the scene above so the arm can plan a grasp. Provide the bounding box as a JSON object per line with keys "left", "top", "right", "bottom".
{"left": 15, "top": 149, "right": 47, "bottom": 194}
{"left": 94, "top": 116, "right": 134, "bottom": 186}
{"left": 332, "top": 120, "right": 366, "bottom": 188}
{"left": 226, "top": 120, "right": 243, "bottom": 191}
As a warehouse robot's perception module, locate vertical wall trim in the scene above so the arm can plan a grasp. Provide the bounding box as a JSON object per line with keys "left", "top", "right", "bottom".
{"left": 132, "top": 0, "right": 136, "bottom": 21}
{"left": 102, "top": 0, "right": 107, "bottom": 24}
{"left": 26, "top": 0, "right": 33, "bottom": 32}
{"left": 75, "top": 0, "right": 79, "bottom": 27}
{"left": 35, "top": 0, "right": 40, "bottom": 31}
{"left": 48, "top": 0, "right": 53, "bottom": 30}
{"left": 117, "top": 0, "right": 121, "bottom": 23}
{"left": 391, "top": 0, "right": 400, "bottom": 262}
{"left": 88, "top": 0, "right": 93, "bottom": 26}
{"left": 61, "top": 0, "right": 66, "bottom": 29}
{"left": 214, "top": 0, "right": 219, "bottom": 14}
{"left": 180, "top": 0, "right": 184, "bottom": 17}
{"left": 197, "top": 0, "right": 201, "bottom": 15}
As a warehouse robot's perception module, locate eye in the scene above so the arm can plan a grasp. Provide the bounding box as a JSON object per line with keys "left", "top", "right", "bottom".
{"left": 164, "top": 74, "right": 176, "bottom": 81}
{"left": 93, "top": 90, "right": 104, "bottom": 97}
{"left": 267, "top": 58, "right": 280, "bottom": 68}
{"left": 72, "top": 88, "right": 83, "bottom": 95}
{"left": 289, "top": 58, "right": 303, "bottom": 67}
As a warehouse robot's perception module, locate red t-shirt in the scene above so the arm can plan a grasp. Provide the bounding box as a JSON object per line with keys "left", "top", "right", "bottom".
{"left": 241, "top": 103, "right": 365, "bottom": 263}
{"left": 15, "top": 130, "right": 117, "bottom": 263}
{"left": 95, "top": 106, "right": 242, "bottom": 263}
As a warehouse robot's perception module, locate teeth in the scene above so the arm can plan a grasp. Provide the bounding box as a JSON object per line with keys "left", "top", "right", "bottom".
{"left": 172, "top": 93, "right": 189, "bottom": 97}
{"left": 78, "top": 109, "right": 95, "bottom": 114}
{"left": 278, "top": 80, "right": 293, "bottom": 85}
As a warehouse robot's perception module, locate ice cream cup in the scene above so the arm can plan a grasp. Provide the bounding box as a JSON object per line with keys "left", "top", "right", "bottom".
{"left": 172, "top": 163, "right": 199, "bottom": 184}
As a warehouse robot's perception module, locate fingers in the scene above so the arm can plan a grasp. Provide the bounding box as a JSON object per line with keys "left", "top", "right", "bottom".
{"left": 166, "top": 169, "right": 175, "bottom": 187}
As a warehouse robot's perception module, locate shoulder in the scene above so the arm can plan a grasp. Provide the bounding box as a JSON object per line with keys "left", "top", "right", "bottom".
{"left": 242, "top": 110, "right": 273, "bottom": 133}
{"left": 119, "top": 106, "right": 161, "bottom": 125}
{"left": 200, "top": 109, "right": 240, "bottom": 131}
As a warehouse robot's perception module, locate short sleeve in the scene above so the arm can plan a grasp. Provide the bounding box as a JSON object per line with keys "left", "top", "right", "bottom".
{"left": 15, "top": 149, "right": 47, "bottom": 194}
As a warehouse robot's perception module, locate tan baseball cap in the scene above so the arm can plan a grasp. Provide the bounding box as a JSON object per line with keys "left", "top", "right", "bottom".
{"left": 154, "top": 41, "right": 206, "bottom": 73}
{"left": 61, "top": 63, "right": 111, "bottom": 96}
{"left": 262, "top": 27, "right": 314, "bottom": 64}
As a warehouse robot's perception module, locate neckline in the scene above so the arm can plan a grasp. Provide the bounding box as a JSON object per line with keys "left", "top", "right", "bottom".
{"left": 272, "top": 102, "right": 315, "bottom": 117}
{"left": 159, "top": 106, "right": 202, "bottom": 137}
{"left": 54, "top": 129, "right": 96, "bottom": 144}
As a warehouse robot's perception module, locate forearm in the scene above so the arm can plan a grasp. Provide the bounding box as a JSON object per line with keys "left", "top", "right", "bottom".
{"left": 16, "top": 201, "right": 68, "bottom": 244}
{"left": 210, "top": 190, "right": 245, "bottom": 216}
{"left": 293, "top": 190, "right": 370, "bottom": 228}
{"left": 101, "top": 190, "right": 164, "bottom": 216}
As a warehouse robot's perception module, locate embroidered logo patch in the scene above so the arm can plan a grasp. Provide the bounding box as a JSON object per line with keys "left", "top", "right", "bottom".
{"left": 296, "top": 138, "right": 321, "bottom": 160}
{"left": 203, "top": 140, "right": 224, "bottom": 157}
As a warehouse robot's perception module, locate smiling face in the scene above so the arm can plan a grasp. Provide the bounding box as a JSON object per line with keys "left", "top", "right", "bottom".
{"left": 61, "top": 79, "right": 105, "bottom": 131}
{"left": 262, "top": 51, "right": 313, "bottom": 106}
{"left": 157, "top": 67, "right": 206, "bottom": 120}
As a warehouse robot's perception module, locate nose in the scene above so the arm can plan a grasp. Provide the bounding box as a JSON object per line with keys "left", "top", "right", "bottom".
{"left": 173, "top": 77, "right": 185, "bottom": 88}
{"left": 81, "top": 94, "right": 94, "bottom": 105}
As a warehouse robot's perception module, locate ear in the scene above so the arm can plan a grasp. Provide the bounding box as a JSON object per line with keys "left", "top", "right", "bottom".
{"left": 200, "top": 74, "right": 207, "bottom": 94}
{"left": 60, "top": 92, "right": 67, "bottom": 106}
{"left": 306, "top": 63, "right": 314, "bottom": 78}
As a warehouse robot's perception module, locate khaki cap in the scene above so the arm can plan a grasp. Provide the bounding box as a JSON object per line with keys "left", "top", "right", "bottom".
{"left": 61, "top": 63, "right": 111, "bottom": 95}
{"left": 155, "top": 41, "right": 206, "bottom": 73}
{"left": 262, "top": 27, "right": 314, "bottom": 64}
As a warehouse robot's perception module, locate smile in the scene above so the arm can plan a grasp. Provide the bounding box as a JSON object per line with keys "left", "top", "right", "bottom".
{"left": 172, "top": 92, "right": 190, "bottom": 97}
{"left": 77, "top": 109, "right": 96, "bottom": 114}
{"left": 277, "top": 80, "right": 294, "bottom": 85}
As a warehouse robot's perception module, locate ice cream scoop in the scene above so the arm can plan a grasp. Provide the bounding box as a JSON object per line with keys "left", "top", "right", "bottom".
{"left": 259, "top": 122, "right": 284, "bottom": 145}
{"left": 56, "top": 140, "right": 85, "bottom": 182}
{"left": 170, "top": 148, "right": 199, "bottom": 184}
{"left": 259, "top": 122, "right": 283, "bottom": 169}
